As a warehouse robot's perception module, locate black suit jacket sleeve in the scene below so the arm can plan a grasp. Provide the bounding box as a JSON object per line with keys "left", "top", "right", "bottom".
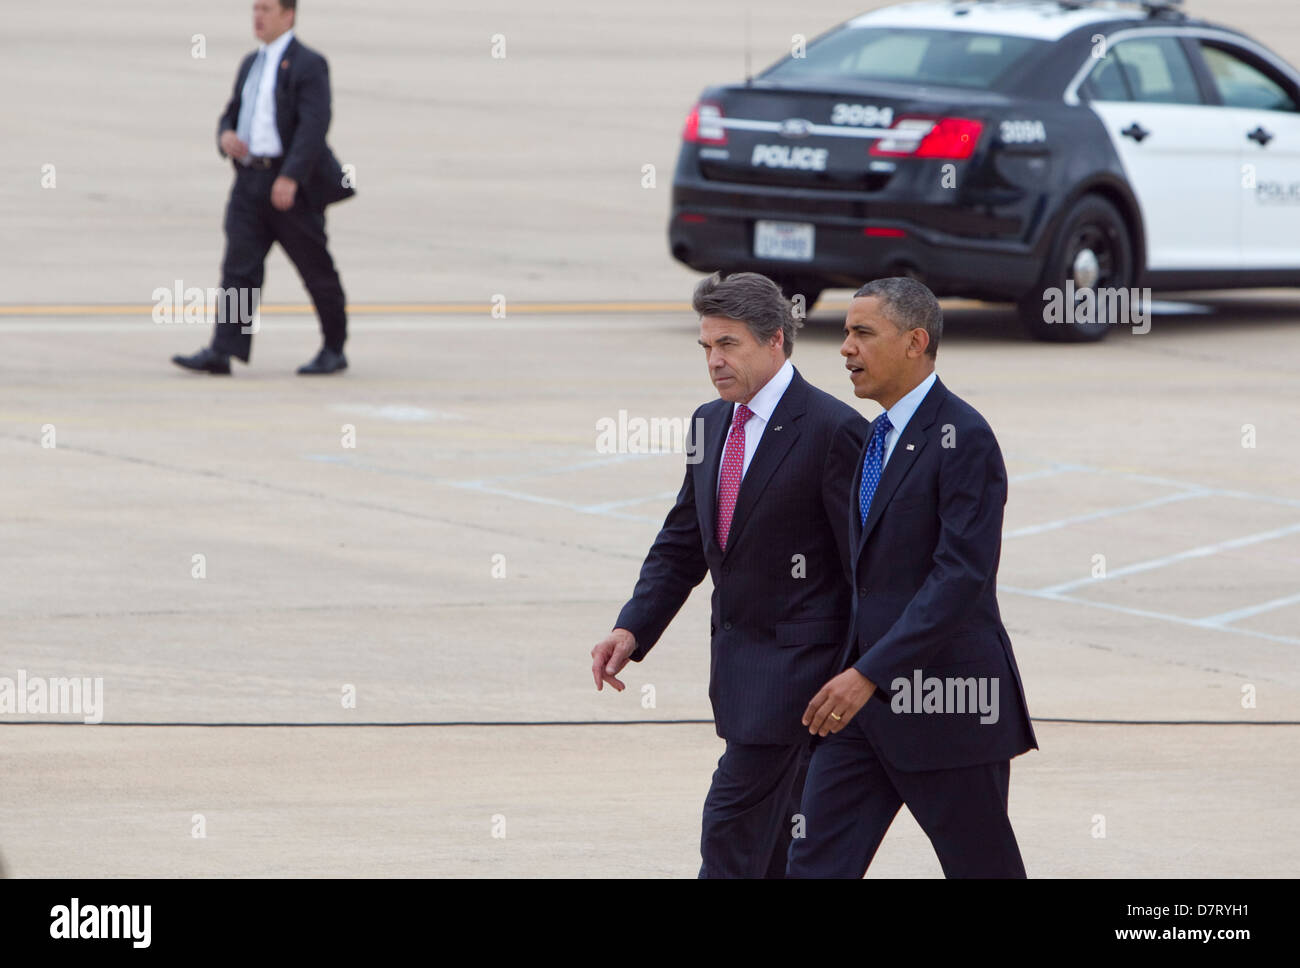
{"left": 216, "top": 53, "right": 253, "bottom": 158}
{"left": 279, "top": 55, "right": 331, "bottom": 184}
{"left": 855, "top": 421, "right": 1007, "bottom": 688}
{"left": 822, "top": 413, "right": 870, "bottom": 584}
{"left": 614, "top": 413, "right": 710, "bottom": 662}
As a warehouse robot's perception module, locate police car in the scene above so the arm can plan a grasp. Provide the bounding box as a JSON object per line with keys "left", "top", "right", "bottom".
{"left": 668, "top": 0, "right": 1300, "bottom": 340}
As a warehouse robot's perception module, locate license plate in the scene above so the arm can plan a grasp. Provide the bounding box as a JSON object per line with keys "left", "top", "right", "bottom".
{"left": 754, "top": 221, "right": 815, "bottom": 262}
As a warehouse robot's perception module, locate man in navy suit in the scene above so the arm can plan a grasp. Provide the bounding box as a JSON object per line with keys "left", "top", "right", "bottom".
{"left": 787, "top": 277, "right": 1037, "bottom": 878}
{"left": 173, "top": 0, "right": 355, "bottom": 376}
{"left": 590, "top": 271, "right": 868, "bottom": 878}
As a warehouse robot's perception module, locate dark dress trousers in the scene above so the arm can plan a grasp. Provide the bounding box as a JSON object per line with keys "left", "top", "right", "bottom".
{"left": 614, "top": 368, "right": 868, "bottom": 877}
{"left": 210, "top": 37, "right": 355, "bottom": 362}
{"left": 788, "top": 376, "right": 1038, "bottom": 878}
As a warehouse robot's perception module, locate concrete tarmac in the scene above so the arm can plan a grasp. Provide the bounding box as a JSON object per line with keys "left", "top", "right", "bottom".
{"left": 1, "top": 0, "right": 1299, "bottom": 877}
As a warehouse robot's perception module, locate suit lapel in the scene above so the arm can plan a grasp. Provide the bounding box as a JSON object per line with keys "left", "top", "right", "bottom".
{"left": 856, "top": 376, "right": 948, "bottom": 554}
{"left": 721, "top": 368, "right": 807, "bottom": 557}
{"left": 234, "top": 51, "right": 258, "bottom": 118}
{"left": 694, "top": 402, "right": 731, "bottom": 554}
{"left": 274, "top": 37, "right": 296, "bottom": 107}
{"left": 849, "top": 437, "right": 866, "bottom": 550}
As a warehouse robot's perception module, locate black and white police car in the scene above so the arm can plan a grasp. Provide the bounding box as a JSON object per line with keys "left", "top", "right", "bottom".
{"left": 669, "top": 0, "right": 1300, "bottom": 340}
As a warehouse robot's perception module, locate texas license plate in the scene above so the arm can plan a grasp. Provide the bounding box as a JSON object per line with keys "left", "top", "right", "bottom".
{"left": 754, "top": 221, "right": 815, "bottom": 261}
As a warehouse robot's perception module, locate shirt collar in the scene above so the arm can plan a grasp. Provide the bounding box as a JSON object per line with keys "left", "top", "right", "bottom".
{"left": 261, "top": 28, "right": 295, "bottom": 63}
{"left": 884, "top": 370, "right": 937, "bottom": 436}
{"left": 735, "top": 358, "right": 795, "bottom": 424}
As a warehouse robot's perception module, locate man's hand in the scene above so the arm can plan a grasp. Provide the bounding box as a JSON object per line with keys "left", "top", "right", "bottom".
{"left": 271, "top": 175, "right": 298, "bottom": 211}
{"left": 591, "top": 628, "right": 638, "bottom": 692}
{"left": 219, "top": 130, "right": 249, "bottom": 160}
{"left": 803, "top": 668, "right": 876, "bottom": 736}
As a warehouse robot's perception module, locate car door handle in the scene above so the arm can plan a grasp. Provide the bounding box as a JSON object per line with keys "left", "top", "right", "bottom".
{"left": 1247, "top": 125, "right": 1274, "bottom": 146}
{"left": 1121, "top": 122, "right": 1150, "bottom": 143}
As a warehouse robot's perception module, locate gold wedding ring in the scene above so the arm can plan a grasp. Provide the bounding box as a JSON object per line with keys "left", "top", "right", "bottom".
{"left": 829, "top": 712, "right": 842, "bottom": 721}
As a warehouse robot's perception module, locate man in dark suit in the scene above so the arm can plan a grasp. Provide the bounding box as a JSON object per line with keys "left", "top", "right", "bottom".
{"left": 787, "top": 277, "right": 1038, "bottom": 878}
{"left": 590, "top": 271, "right": 868, "bottom": 878}
{"left": 173, "top": 0, "right": 355, "bottom": 377}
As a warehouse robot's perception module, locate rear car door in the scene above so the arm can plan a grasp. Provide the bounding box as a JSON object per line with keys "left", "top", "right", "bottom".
{"left": 1082, "top": 34, "right": 1241, "bottom": 270}
{"left": 1192, "top": 38, "right": 1300, "bottom": 268}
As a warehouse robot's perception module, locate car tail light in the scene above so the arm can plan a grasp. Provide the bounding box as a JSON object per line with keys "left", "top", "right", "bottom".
{"left": 683, "top": 101, "right": 727, "bottom": 145}
{"left": 871, "top": 117, "right": 983, "bottom": 160}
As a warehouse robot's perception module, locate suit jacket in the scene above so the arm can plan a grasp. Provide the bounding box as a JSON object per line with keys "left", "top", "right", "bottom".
{"left": 841, "top": 376, "right": 1038, "bottom": 772}
{"left": 615, "top": 367, "right": 869, "bottom": 746}
{"left": 217, "top": 36, "right": 356, "bottom": 208}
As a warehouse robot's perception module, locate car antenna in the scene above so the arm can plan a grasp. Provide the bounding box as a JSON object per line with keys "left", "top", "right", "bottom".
{"left": 744, "top": 8, "right": 753, "bottom": 86}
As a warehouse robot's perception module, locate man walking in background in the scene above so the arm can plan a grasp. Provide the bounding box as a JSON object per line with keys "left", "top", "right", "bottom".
{"left": 172, "top": 0, "right": 355, "bottom": 376}
{"left": 590, "top": 272, "right": 868, "bottom": 877}
{"left": 789, "top": 277, "right": 1037, "bottom": 878}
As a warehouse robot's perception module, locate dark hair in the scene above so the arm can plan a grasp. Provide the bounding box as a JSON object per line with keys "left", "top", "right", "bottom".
{"left": 277, "top": 0, "right": 297, "bottom": 10}
{"left": 853, "top": 277, "right": 942, "bottom": 358}
{"left": 691, "top": 272, "right": 801, "bottom": 358}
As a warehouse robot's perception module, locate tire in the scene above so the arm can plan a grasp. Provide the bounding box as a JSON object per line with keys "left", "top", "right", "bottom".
{"left": 1019, "top": 194, "right": 1134, "bottom": 342}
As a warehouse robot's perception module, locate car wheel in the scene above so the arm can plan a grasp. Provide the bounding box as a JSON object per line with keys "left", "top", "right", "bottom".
{"left": 1019, "top": 194, "right": 1134, "bottom": 342}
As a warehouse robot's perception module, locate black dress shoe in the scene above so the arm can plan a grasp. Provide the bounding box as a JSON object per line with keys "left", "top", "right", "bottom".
{"left": 297, "top": 346, "right": 348, "bottom": 375}
{"left": 172, "top": 346, "right": 231, "bottom": 374}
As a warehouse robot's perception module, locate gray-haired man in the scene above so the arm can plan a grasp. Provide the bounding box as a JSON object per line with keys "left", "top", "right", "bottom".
{"left": 589, "top": 271, "right": 868, "bottom": 877}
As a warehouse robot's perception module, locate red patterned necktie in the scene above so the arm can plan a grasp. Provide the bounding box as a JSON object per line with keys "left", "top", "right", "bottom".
{"left": 716, "top": 404, "right": 754, "bottom": 551}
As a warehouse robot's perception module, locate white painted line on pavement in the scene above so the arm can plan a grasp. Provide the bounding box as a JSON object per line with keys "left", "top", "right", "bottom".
{"left": 1001, "top": 584, "right": 1300, "bottom": 647}
{"left": 1198, "top": 591, "right": 1300, "bottom": 627}
{"left": 305, "top": 453, "right": 669, "bottom": 523}
{"left": 1038, "top": 522, "right": 1300, "bottom": 595}
{"left": 443, "top": 480, "right": 663, "bottom": 523}
{"left": 1005, "top": 489, "right": 1211, "bottom": 539}
{"left": 1007, "top": 464, "right": 1086, "bottom": 484}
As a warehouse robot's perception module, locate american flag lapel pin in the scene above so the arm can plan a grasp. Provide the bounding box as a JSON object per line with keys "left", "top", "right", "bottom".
{"left": 906, "top": 443, "right": 915, "bottom": 451}
{"left": 281, "top": 59, "right": 289, "bottom": 70}
{"left": 773, "top": 425, "right": 782, "bottom": 431}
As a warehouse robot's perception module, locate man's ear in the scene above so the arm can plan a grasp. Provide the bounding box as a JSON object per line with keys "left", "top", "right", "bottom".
{"left": 908, "top": 327, "right": 930, "bottom": 358}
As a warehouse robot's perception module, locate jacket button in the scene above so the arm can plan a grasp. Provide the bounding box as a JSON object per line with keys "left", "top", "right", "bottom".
{"left": 722, "top": 565, "right": 731, "bottom": 575}
{"left": 723, "top": 621, "right": 733, "bottom": 631}
{"left": 858, "top": 588, "right": 868, "bottom": 597}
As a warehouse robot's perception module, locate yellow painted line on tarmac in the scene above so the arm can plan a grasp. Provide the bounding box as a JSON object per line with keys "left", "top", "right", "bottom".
{"left": 0, "top": 301, "right": 696, "bottom": 317}
{"left": 0, "top": 297, "right": 987, "bottom": 318}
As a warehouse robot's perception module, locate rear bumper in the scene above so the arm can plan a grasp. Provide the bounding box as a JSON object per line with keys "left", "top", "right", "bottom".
{"left": 669, "top": 178, "right": 1044, "bottom": 301}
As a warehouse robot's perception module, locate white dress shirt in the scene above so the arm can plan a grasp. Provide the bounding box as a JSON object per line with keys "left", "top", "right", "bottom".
{"left": 246, "top": 29, "right": 295, "bottom": 157}
{"left": 880, "top": 370, "right": 937, "bottom": 467}
{"left": 717, "top": 358, "right": 795, "bottom": 497}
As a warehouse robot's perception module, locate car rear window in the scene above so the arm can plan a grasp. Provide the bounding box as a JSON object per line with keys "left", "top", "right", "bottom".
{"left": 763, "top": 27, "right": 1043, "bottom": 89}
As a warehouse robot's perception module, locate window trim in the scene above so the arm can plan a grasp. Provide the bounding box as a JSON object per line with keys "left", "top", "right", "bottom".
{"left": 1083, "top": 49, "right": 1136, "bottom": 102}
{"left": 762, "top": 25, "right": 1047, "bottom": 92}
{"left": 1064, "top": 26, "right": 1300, "bottom": 107}
{"left": 1077, "top": 33, "right": 1207, "bottom": 106}
{"left": 1195, "top": 39, "right": 1300, "bottom": 113}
